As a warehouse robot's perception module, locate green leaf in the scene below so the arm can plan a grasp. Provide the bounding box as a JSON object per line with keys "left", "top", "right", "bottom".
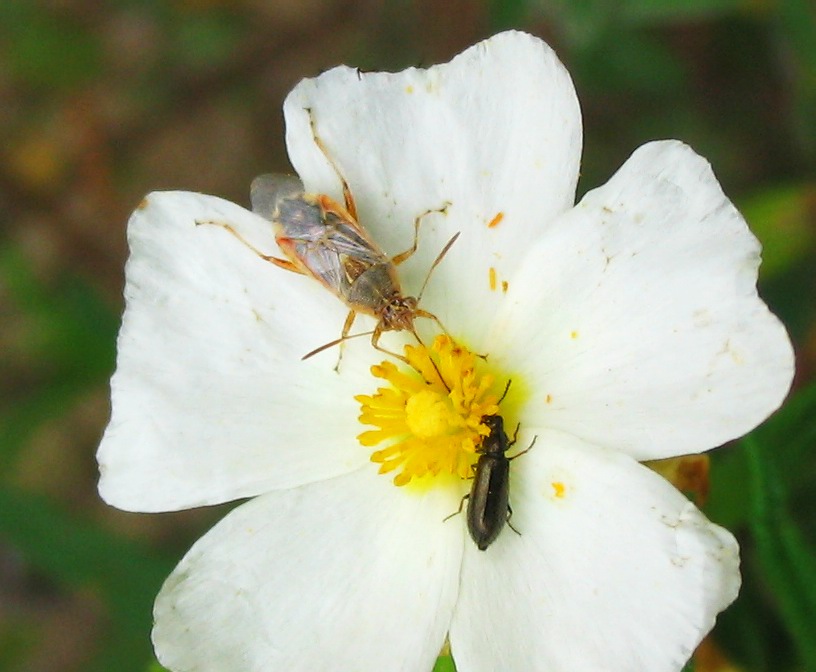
{"left": 489, "top": 0, "right": 531, "bottom": 30}
{"left": 0, "top": 1, "right": 102, "bottom": 89}
{"left": 173, "top": 10, "right": 247, "bottom": 69}
{"left": 742, "top": 427, "right": 816, "bottom": 669}
{"left": 0, "top": 485, "right": 175, "bottom": 672}
{"left": 620, "top": 0, "right": 748, "bottom": 24}
{"left": 740, "top": 184, "right": 816, "bottom": 280}
{"left": 0, "top": 246, "right": 117, "bottom": 468}
{"left": 773, "top": 0, "right": 816, "bottom": 157}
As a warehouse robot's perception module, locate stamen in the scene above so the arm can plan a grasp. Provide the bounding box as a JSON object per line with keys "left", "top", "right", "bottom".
{"left": 355, "top": 335, "right": 502, "bottom": 486}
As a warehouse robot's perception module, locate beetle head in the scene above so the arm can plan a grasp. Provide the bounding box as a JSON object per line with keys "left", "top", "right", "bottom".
{"left": 481, "top": 414, "right": 504, "bottom": 435}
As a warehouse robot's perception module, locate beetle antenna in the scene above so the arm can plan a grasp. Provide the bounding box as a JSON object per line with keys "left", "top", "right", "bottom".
{"left": 416, "top": 231, "right": 461, "bottom": 302}
{"left": 302, "top": 330, "right": 375, "bottom": 361}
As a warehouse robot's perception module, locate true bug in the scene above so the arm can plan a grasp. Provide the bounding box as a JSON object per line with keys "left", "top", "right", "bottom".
{"left": 445, "top": 383, "right": 536, "bottom": 550}
{"left": 208, "top": 108, "right": 457, "bottom": 366}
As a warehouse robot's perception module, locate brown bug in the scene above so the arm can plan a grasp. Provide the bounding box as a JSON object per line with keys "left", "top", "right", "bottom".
{"left": 208, "top": 108, "right": 457, "bottom": 366}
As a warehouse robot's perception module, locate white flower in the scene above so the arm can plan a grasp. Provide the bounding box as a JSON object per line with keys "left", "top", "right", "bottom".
{"left": 97, "top": 30, "right": 794, "bottom": 672}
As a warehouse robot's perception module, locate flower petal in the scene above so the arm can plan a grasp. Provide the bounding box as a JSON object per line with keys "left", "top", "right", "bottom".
{"left": 449, "top": 429, "right": 739, "bottom": 672}
{"left": 153, "top": 470, "right": 462, "bottom": 672}
{"left": 282, "top": 30, "right": 582, "bottom": 346}
{"left": 98, "top": 192, "right": 379, "bottom": 512}
{"left": 494, "top": 140, "right": 794, "bottom": 460}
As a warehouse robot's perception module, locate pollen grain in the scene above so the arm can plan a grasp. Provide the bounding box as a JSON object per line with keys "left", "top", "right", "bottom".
{"left": 487, "top": 212, "right": 504, "bottom": 228}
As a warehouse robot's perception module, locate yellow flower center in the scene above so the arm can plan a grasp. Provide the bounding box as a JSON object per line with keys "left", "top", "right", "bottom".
{"left": 355, "top": 334, "right": 502, "bottom": 486}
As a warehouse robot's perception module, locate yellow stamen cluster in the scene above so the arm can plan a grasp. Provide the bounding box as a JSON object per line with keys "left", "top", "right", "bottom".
{"left": 355, "top": 334, "right": 501, "bottom": 486}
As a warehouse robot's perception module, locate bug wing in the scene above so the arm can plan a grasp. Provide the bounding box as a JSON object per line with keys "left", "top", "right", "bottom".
{"left": 276, "top": 200, "right": 386, "bottom": 294}
{"left": 250, "top": 174, "right": 304, "bottom": 220}
{"left": 322, "top": 218, "right": 385, "bottom": 266}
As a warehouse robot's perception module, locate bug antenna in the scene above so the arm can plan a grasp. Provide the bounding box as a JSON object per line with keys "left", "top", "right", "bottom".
{"left": 409, "top": 328, "right": 451, "bottom": 392}
{"left": 416, "top": 231, "right": 461, "bottom": 302}
{"left": 302, "top": 330, "right": 375, "bottom": 361}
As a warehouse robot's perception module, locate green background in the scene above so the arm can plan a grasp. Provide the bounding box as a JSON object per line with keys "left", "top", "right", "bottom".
{"left": 1, "top": 1, "right": 815, "bottom": 671}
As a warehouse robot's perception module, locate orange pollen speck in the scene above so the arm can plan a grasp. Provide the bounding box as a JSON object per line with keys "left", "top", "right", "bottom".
{"left": 489, "top": 267, "right": 497, "bottom": 291}
{"left": 552, "top": 482, "right": 566, "bottom": 498}
{"left": 488, "top": 212, "right": 504, "bottom": 228}
{"left": 545, "top": 394, "right": 552, "bottom": 404}
{"left": 501, "top": 280, "right": 509, "bottom": 293}
{"left": 570, "top": 330, "right": 579, "bottom": 339}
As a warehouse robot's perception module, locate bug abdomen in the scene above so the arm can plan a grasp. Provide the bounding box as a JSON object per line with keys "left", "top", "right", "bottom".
{"left": 467, "top": 454, "right": 511, "bottom": 551}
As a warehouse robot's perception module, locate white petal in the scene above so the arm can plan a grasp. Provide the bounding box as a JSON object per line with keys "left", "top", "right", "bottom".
{"left": 98, "top": 192, "right": 381, "bottom": 512}
{"left": 283, "top": 30, "right": 582, "bottom": 347}
{"left": 494, "top": 141, "right": 794, "bottom": 460}
{"left": 153, "top": 470, "right": 462, "bottom": 672}
{"left": 449, "top": 430, "right": 739, "bottom": 672}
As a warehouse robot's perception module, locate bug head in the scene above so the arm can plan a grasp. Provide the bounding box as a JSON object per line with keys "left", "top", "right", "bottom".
{"left": 381, "top": 295, "right": 419, "bottom": 332}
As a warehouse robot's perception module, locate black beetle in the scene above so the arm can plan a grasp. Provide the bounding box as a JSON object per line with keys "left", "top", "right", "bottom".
{"left": 445, "top": 406, "right": 536, "bottom": 551}
{"left": 466, "top": 414, "right": 536, "bottom": 550}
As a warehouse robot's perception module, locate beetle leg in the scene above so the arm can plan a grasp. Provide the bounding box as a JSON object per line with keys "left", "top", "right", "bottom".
{"left": 195, "top": 219, "right": 304, "bottom": 274}
{"left": 507, "top": 505, "right": 522, "bottom": 536}
{"left": 508, "top": 435, "right": 537, "bottom": 461}
{"left": 509, "top": 423, "right": 520, "bottom": 447}
{"left": 305, "top": 108, "right": 358, "bottom": 221}
{"left": 443, "top": 493, "right": 470, "bottom": 522}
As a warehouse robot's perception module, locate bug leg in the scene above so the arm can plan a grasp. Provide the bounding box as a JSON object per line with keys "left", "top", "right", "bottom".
{"left": 413, "top": 308, "right": 449, "bottom": 337}
{"left": 390, "top": 211, "right": 423, "bottom": 266}
{"left": 412, "top": 309, "right": 489, "bottom": 364}
{"left": 301, "top": 328, "right": 376, "bottom": 362}
{"left": 391, "top": 204, "right": 452, "bottom": 267}
{"left": 334, "top": 310, "right": 356, "bottom": 372}
{"left": 305, "top": 108, "right": 358, "bottom": 221}
{"left": 195, "top": 219, "right": 304, "bottom": 274}
{"left": 443, "top": 493, "right": 470, "bottom": 522}
{"left": 371, "top": 325, "right": 411, "bottom": 365}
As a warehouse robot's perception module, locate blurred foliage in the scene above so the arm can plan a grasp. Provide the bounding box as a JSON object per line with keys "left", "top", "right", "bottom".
{"left": 0, "top": 0, "right": 814, "bottom": 671}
